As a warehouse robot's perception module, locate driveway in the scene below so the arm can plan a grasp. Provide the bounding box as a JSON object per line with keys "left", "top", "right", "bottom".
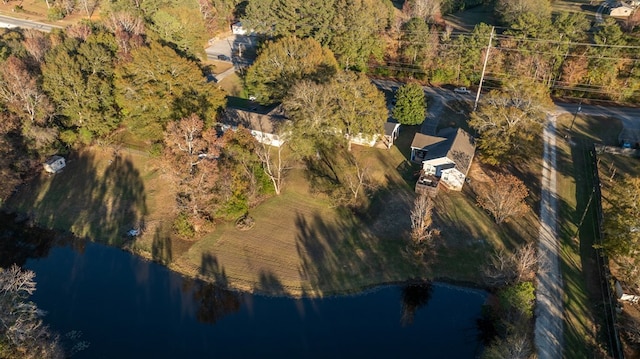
{"left": 535, "top": 114, "right": 563, "bottom": 359}
{"left": 205, "top": 34, "right": 258, "bottom": 69}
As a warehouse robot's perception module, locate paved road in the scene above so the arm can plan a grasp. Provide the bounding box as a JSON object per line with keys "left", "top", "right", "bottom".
{"left": 535, "top": 115, "right": 563, "bottom": 359}
{"left": 0, "top": 14, "right": 61, "bottom": 32}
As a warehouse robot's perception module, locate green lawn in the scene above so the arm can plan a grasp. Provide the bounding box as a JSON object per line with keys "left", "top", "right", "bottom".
{"left": 555, "top": 113, "right": 624, "bottom": 357}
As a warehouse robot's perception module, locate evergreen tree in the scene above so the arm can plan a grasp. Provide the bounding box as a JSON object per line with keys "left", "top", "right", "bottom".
{"left": 393, "top": 83, "right": 425, "bottom": 126}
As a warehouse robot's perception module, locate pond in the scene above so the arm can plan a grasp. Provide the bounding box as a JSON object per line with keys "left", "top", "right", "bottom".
{"left": 6, "top": 221, "right": 488, "bottom": 358}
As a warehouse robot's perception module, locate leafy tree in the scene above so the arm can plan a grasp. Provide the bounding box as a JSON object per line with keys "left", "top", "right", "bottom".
{"left": 0, "top": 265, "right": 64, "bottom": 359}
{"left": 469, "top": 81, "right": 550, "bottom": 164}
{"left": 115, "top": 41, "right": 226, "bottom": 141}
{"left": 476, "top": 172, "right": 529, "bottom": 224}
{"left": 435, "top": 23, "right": 492, "bottom": 85}
{"left": 283, "top": 71, "right": 386, "bottom": 151}
{"left": 328, "top": 0, "right": 392, "bottom": 71}
{"left": 245, "top": 36, "right": 338, "bottom": 104}
{"left": 219, "top": 127, "right": 272, "bottom": 203}
{"left": 242, "top": 0, "right": 336, "bottom": 43}
{"left": 149, "top": 6, "right": 207, "bottom": 59}
{"left": 329, "top": 71, "right": 387, "bottom": 150}
{"left": 399, "top": 18, "right": 439, "bottom": 71}
{"left": 42, "top": 34, "right": 119, "bottom": 145}
{"left": 495, "top": 0, "right": 550, "bottom": 25}
{"left": 393, "top": 82, "right": 425, "bottom": 126}
{"left": 600, "top": 177, "right": 640, "bottom": 288}
{"left": 283, "top": 80, "right": 335, "bottom": 150}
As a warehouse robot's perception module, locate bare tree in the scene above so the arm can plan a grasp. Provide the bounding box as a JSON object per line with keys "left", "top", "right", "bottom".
{"left": 342, "top": 157, "right": 374, "bottom": 204}
{"left": 410, "top": 195, "right": 439, "bottom": 257}
{"left": 0, "top": 56, "right": 53, "bottom": 126}
{"left": 255, "top": 139, "right": 290, "bottom": 196}
{"left": 0, "top": 265, "right": 64, "bottom": 359}
{"left": 77, "top": 0, "right": 98, "bottom": 17}
{"left": 476, "top": 172, "right": 529, "bottom": 224}
{"left": 23, "top": 30, "right": 51, "bottom": 64}
{"left": 484, "top": 243, "right": 538, "bottom": 286}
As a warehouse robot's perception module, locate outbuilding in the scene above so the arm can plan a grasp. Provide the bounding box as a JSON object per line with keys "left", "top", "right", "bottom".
{"left": 44, "top": 155, "right": 66, "bottom": 173}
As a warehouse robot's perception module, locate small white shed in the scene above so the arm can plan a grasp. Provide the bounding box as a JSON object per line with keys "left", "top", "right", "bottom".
{"left": 44, "top": 155, "right": 66, "bottom": 173}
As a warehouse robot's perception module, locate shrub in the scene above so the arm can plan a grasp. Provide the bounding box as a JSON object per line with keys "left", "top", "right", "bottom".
{"left": 173, "top": 212, "right": 195, "bottom": 238}
{"left": 47, "top": 7, "right": 65, "bottom": 21}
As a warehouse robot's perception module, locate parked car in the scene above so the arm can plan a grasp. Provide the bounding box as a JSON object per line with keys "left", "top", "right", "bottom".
{"left": 217, "top": 54, "right": 230, "bottom": 61}
{"left": 454, "top": 87, "right": 471, "bottom": 94}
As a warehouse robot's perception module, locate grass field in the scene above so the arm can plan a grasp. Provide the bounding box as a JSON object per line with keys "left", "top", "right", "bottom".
{"left": 2, "top": 118, "right": 539, "bottom": 298}
{"left": 555, "top": 113, "right": 624, "bottom": 357}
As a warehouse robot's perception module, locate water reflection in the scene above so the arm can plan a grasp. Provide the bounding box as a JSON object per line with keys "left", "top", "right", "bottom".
{"left": 10, "top": 228, "right": 487, "bottom": 358}
{"left": 400, "top": 281, "right": 433, "bottom": 326}
{"left": 0, "top": 212, "right": 80, "bottom": 268}
{"left": 182, "top": 279, "right": 242, "bottom": 325}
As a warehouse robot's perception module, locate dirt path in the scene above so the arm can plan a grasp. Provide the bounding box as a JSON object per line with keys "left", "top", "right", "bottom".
{"left": 535, "top": 115, "right": 563, "bottom": 358}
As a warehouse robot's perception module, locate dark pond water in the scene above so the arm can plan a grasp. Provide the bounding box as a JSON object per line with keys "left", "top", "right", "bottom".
{"left": 5, "top": 220, "right": 488, "bottom": 358}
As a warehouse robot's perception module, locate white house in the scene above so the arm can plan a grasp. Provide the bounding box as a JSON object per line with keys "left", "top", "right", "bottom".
{"left": 383, "top": 122, "right": 400, "bottom": 149}
{"left": 411, "top": 128, "right": 475, "bottom": 191}
{"left": 231, "top": 22, "right": 248, "bottom": 35}
{"left": 222, "top": 106, "right": 289, "bottom": 147}
{"left": 44, "top": 155, "right": 66, "bottom": 173}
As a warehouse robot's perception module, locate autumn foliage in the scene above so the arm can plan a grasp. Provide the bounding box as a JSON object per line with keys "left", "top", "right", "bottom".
{"left": 476, "top": 172, "right": 529, "bottom": 224}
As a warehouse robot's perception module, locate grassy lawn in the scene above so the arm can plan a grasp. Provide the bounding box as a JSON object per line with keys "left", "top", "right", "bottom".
{"left": 555, "top": 113, "right": 624, "bottom": 357}
{"left": 4, "top": 146, "right": 154, "bottom": 246}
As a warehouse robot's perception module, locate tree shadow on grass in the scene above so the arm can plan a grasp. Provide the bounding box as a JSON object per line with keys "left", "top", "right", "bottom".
{"left": 151, "top": 226, "right": 172, "bottom": 265}
{"left": 3, "top": 150, "right": 148, "bottom": 246}
{"left": 294, "top": 208, "right": 421, "bottom": 295}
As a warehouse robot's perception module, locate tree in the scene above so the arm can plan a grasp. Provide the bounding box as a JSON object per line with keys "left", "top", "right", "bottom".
{"left": 163, "top": 114, "right": 221, "bottom": 231}
{"left": 42, "top": 34, "right": 119, "bottom": 145}
{"left": 469, "top": 81, "right": 550, "bottom": 165}
{"left": 328, "top": 0, "right": 392, "bottom": 71}
{"left": 255, "top": 138, "right": 291, "bottom": 196}
{"left": 329, "top": 71, "right": 387, "bottom": 150}
{"left": 245, "top": 36, "right": 338, "bottom": 104}
{"left": 393, "top": 82, "right": 425, "bottom": 126}
{"left": 402, "top": 0, "right": 441, "bottom": 22}
{"left": 483, "top": 242, "right": 538, "bottom": 287}
{"left": 22, "top": 29, "right": 51, "bottom": 64}
{"left": 219, "top": 127, "right": 272, "bottom": 204}
{"left": 149, "top": 6, "right": 207, "bottom": 59}
{"left": 409, "top": 194, "right": 439, "bottom": 257}
{"left": 398, "top": 18, "right": 439, "bottom": 71}
{"left": 599, "top": 177, "right": 640, "bottom": 288}
{"left": 495, "top": 0, "right": 551, "bottom": 25}
{"left": 0, "top": 56, "right": 54, "bottom": 129}
{"left": 283, "top": 71, "right": 386, "bottom": 152}
{"left": 115, "top": 41, "right": 226, "bottom": 141}
{"left": 476, "top": 172, "right": 529, "bottom": 224}
{"left": 0, "top": 265, "right": 64, "bottom": 359}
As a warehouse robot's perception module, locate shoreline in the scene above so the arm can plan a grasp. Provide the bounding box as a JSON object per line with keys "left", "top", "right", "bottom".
{"left": 2, "top": 210, "right": 491, "bottom": 298}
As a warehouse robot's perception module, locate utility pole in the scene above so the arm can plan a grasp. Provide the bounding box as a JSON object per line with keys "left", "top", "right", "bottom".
{"left": 473, "top": 26, "right": 494, "bottom": 112}
{"left": 569, "top": 100, "right": 583, "bottom": 132}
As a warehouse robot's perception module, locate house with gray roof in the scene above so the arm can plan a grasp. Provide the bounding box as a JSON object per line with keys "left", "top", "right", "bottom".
{"left": 221, "top": 105, "right": 289, "bottom": 147}
{"left": 410, "top": 128, "right": 475, "bottom": 192}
